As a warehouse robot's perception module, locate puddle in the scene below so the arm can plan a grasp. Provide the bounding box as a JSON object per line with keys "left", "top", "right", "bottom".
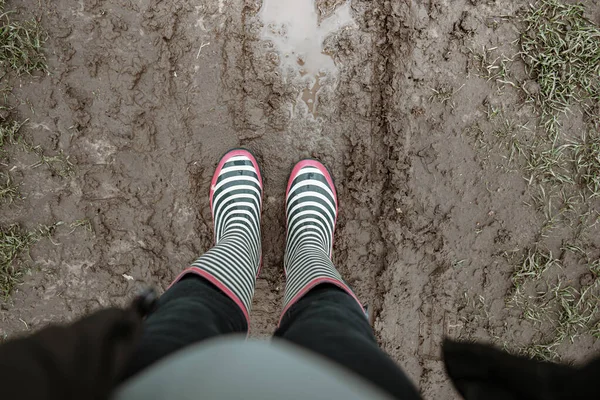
{"left": 259, "top": 0, "right": 356, "bottom": 115}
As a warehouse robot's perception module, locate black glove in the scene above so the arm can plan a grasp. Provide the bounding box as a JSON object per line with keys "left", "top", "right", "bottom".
{"left": 443, "top": 338, "right": 600, "bottom": 400}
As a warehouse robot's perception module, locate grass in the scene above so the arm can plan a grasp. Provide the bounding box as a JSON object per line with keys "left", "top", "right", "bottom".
{"left": 507, "top": 248, "right": 558, "bottom": 328}
{"left": 506, "top": 245, "right": 600, "bottom": 360}
{"left": 511, "top": 247, "right": 559, "bottom": 288}
{"left": 0, "top": 171, "right": 18, "bottom": 202}
{"left": 0, "top": 224, "right": 37, "bottom": 299}
{"left": 0, "top": 7, "right": 47, "bottom": 75}
{"left": 472, "top": 116, "right": 600, "bottom": 233}
{"left": 509, "top": 278, "right": 600, "bottom": 361}
{"left": 471, "top": 0, "right": 600, "bottom": 219}
{"left": 0, "top": 3, "right": 78, "bottom": 306}
{"left": 520, "top": 0, "right": 600, "bottom": 135}
{"left": 470, "top": 46, "right": 517, "bottom": 90}
{"left": 563, "top": 242, "right": 600, "bottom": 277}
{"left": 0, "top": 222, "right": 67, "bottom": 299}
{"left": 519, "top": 127, "right": 600, "bottom": 233}
{"left": 429, "top": 84, "right": 465, "bottom": 110}
{"left": 456, "top": 291, "right": 493, "bottom": 339}
{"left": 461, "top": 0, "right": 600, "bottom": 363}
{"left": 551, "top": 282, "right": 598, "bottom": 343}
{"left": 518, "top": 341, "right": 560, "bottom": 362}
{"left": 0, "top": 117, "right": 25, "bottom": 150}
{"left": 69, "top": 218, "right": 93, "bottom": 234}
{"left": 521, "top": 296, "right": 552, "bottom": 326}
{"left": 590, "top": 259, "right": 600, "bottom": 276}
{"left": 524, "top": 145, "right": 574, "bottom": 186}
{"left": 0, "top": 116, "right": 74, "bottom": 178}
{"left": 29, "top": 147, "right": 74, "bottom": 178}
{"left": 562, "top": 130, "right": 600, "bottom": 198}
{"left": 492, "top": 118, "right": 527, "bottom": 168}
{"left": 0, "top": 5, "right": 72, "bottom": 180}
{"left": 592, "top": 323, "right": 600, "bottom": 339}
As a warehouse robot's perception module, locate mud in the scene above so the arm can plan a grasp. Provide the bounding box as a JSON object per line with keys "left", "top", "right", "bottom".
{"left": 1, "top": 0, "right": 600, "bottom": 398}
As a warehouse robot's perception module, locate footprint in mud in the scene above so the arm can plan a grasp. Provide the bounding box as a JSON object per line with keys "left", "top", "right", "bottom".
{"left": 259, "top": 0, "right": 356, "bottom": 115}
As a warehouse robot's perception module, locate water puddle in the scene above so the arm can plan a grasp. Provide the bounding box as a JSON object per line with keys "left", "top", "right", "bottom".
{"left": 259, "top": 0, "right": 356, "bottom": 115}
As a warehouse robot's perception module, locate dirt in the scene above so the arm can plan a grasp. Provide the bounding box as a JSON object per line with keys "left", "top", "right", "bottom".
{"left": 1, "top": 0, "right": 600, "bottom": 398}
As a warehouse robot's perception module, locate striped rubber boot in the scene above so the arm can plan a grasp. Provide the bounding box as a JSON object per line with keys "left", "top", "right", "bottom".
{"left": 280, "top": 159, "right": 363, "bottom": 322}
{"left": 170, "top": 149, "right": 262, "bottom": 324}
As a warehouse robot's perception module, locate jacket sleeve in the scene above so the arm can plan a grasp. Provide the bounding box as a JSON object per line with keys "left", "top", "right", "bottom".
{"left": 0, "top": 291, "right": 155, "bottom": 400}
{"left": 443, "top": 338, "right": 600, "bottom": 400}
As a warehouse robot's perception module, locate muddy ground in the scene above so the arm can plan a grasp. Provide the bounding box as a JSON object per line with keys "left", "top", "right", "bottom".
{"left": 1, "top": 0, "right": 600, "bottom": 398}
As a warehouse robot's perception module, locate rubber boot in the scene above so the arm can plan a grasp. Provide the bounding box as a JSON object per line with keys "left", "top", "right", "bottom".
{"left": 280, "top": 160, "right": 363, "bottom": 323}
{"left": 171, "top": 149, "right": 263, "bottom": 323}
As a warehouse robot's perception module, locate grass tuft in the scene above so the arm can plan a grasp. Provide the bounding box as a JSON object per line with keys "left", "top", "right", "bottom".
{"left": 464, "top": 0, "right": 600, "bottom": 363}
{"left": 518, "top": 342, "right": 560, "bottom": 362}
{"left": 510, "top": 279, "right": 600, "bottom": 361}
{"left": 511, "top": 247, "right": 559, "bottom": 288}
{"left": 590, "top": 259, "right": 600, "bottom": 277}
{"left": 470, "top": 46, "right": 517, "bottom": 90}
{"left": 562, "top": 130, "right": 600, "bottom": 198}
{"left": 0, "top": 222, "right": 66, "bottom": 299}
{"left": 29, "top": 148, "right": 75, "bottom": 178}
{"left": 591, "top": 320, "right": 600, "bottom": 339}
{"left": 520, "top": 0, "right": 600, "bottom": 133}
{"left": 0, "top": 8, "right": 47, "bottom": 75}
{"left": 524, "top": 145, "right": 573, "bottom": 186}
{"left": 552, "top": 282, "right": 598, "bottom": 343}
{"left": 429, "top": 84, "right": 465, "bottom": 110}
{"left": 0, "top": 117, "right": 25, "bottom": 149}
{"left": 0, "top": 171, "right": 18, "bottom": 203}
{"left": 0, "top": 224, "right": 37, "bottom": 299}
{"left": 69, "top": 218, "right": 93, "bottom": 233}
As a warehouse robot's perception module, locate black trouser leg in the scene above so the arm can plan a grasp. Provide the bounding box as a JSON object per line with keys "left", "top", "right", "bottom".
{"left": 274, "top": 284, "right": 421, "bottom": 400}
{"left": 122, "top": 275, "right": 247, "bottom": 380}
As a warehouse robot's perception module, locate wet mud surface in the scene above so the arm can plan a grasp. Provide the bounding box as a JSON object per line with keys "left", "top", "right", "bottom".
{"left": 1, "top": 0, "right": 599, "bottom": 398}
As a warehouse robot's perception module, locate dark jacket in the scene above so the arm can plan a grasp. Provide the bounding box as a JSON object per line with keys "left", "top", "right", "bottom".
{"left": 0, "top": 292, "right": 154, "bottom": 400}
{"left": 0, "top": 292, "right": 598, "bottom": 400}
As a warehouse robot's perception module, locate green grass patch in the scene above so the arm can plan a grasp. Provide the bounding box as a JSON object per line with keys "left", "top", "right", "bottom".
{"left": 462, "top": 0, "right": 600, "bottom": 363}
{"left": 69, "top": 218, "right": 93, "bottom": 234}
{"left": 0, "top": 116, "right": 24, "bottom": 150}
{"left": 0, "top": 171, "right": 18, "bottom": 203}
{"left": 552, "top": 282, "right": 598, "bottom": 343}
{"left": 0, "top": 222, "right": 64, "bottom": 299}
{"left": 510, "top": 278, "right": 600, "bottom": 361}
{"left": 520, "top": 0, "right": 600, "bottom": 134}
{"left": 505, "top": 246, "right": 600, "bottom": 361}
{"left": 0, "top": 116, "right": 74, "bottom": 178}
{"left": 511, "top": 247, "right": 559, "bottom": 288}
{"left": 0, "top": 224, "right": 37, "bottom": 299}
{"left": 518, "top": 342, "right": 560, "bottom": 362}
{"left": 562, "top": 130, "right": 600, "bottom": 198}
{"left": 0, "top": 7, "right": 47, "bottom": 75}
{"left": 467, "top": 1, "right": 600, "bottom": 226}
{"left": 29, "top": 148, "right": 74, "bottom": 178}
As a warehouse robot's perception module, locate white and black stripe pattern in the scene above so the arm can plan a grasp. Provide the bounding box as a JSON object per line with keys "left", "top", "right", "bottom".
{"left": 174, "top": 150, "right": 262, "bottom": 322}
{"left": 281, "top": 161, "right": 363, "bottom": 317}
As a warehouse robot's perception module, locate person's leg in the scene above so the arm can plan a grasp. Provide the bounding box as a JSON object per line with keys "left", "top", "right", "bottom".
{"left": 123, "top": 275, "right": 247, "bottom": 380}
{"left": 275, "top": 285, "right": 420, "bottom": 399}
{"left": 274, "top": 160, "right": 420, "bottom": 399}
{"left": 123, "top": 149, "right": 263, "bottom": 380}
